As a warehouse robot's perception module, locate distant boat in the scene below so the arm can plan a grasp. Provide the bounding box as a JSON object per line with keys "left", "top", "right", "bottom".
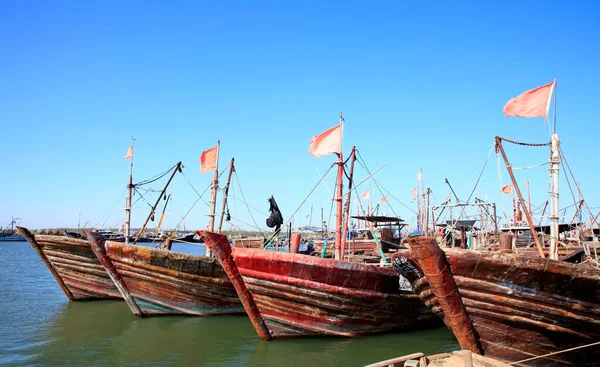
{"left": 0, "top": 217, "right": 25, "bottom": 241}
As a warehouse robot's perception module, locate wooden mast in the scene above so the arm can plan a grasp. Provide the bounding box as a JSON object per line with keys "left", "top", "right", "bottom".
{"left": 341, "top": 146, "right": 356, "bottom": 260}
{"left": 334, "top": 113, "right": 344, "bottom": 261}
{"left": 495, "top": 137, "right": 545, "bottom": 258}
{"left": 135, "top": 162, "right": 182, "bottom": 244}
{"left": 217, "top": 158, "right": 235, "bottom": 233}
{"left": 124, "top": 136, "right": 134, "bottom": 243}
{"left": 206, "top": 141, "right": 220, "bottom": 256}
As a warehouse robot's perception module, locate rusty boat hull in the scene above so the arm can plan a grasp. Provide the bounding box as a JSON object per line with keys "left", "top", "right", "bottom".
{"left": 395, "top": 238, "right": 600, "bottom": 366}
{"left": 96, "top": 240, "right": 244, "bottom": 316}
{"left": 202, "top": 231, "right": 438, "bottom": 339}
{"left": 19, "top": 227, "right": 121, "bottom": 300}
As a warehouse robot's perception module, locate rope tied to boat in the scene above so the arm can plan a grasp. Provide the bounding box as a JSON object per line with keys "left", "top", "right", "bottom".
{"left": 496, "top": 136, "right": 550, "bottom": 147}
{"left": 510, "top": 340, "right": 600, "bottom": 365}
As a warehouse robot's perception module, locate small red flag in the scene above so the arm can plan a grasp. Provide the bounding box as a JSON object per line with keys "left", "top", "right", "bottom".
{"left": 200, "top": 145, "right": 218, "bottom": 174}
{"left": 125, "top": 146, "right": 133, "bottom": 160}
{"left": 501, "top": 184, "right": 513, "bottom": 194}
{"left": 524, "top": 180, "right": 529, "bottom": 189}
{"left": 380, "top": 196, "right": 387, "bottom": 202}
{"left": 361, "top": 189, "right": 370, "bottom": 200}
{"left": 411, "top": 188, "right": 418, "bottom": 197}
{"left": 503, "top": 80, "right": 555, "bottom": 118}
{"left": 309, "top": 124, "right": 342, "bottom": 157}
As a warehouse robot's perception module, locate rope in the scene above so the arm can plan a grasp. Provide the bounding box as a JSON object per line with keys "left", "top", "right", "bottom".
{"left": 135, "top": 163, "right": 179, "bottom": 187}
{"left": 93, "top": 188, "right": 127, "bottom": 229}
{"left": 233, "top": 171, "right": 265, "bottom": 238}
{"left": 355, "top": 150, "right": 399, "bottom": 217}
{"left": 560, "top": 146, "right": 598, "bottom": 228}
{"left": 497, "top": 136, "right": 550, "bottom": 147}
{"left": 512, "top": 161, "right": 549, "bottom": 170}
{"left": 511, "top": 340, "right": 600, "bottom": 364}
{"left": 264, "top": 163, "right": 336, "bottom": 245}
{"left": 466, "top": 143, "right": 494, "bottom": 203}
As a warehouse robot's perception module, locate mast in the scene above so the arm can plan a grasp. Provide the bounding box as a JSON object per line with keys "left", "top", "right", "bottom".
{"left": 206, "top": 141, "right": 220, "bottom": 256}
{"left": 549, "top": 133, "right": 560, "bottom": 260}
{"left": 125, "top": 136, "right": 134, "bottom": 243}
{"left": 334, "top": 113, "right": 344, "bottom": 261}
{"left": 217, "top": 158, "right": 235, "bottom": 233}
{"left": 135, "top": 162, "right": 182, "bottom": 244}
{"left": 495, "top": 137, "right": 545, "bottom": 258}
{"left": 156, "top": 194, "right": 171, "bottom": 233}
{"left": 341, "top": 146, "right": 356, "bottom": 260}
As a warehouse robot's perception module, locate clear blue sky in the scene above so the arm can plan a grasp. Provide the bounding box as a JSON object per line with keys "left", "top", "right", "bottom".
{"left": 2, "top": 0, "right": 599, "bottom": 231}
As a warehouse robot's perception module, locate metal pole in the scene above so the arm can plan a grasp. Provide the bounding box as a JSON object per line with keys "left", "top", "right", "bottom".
{"left": 125, "top": 136, "right": 134, "bottom": 243}
{"left": 549, "top": 133, "right": 560, "bottom": 260}
{"left": 334, "top": 152, "right": 344, "bottom": 261}
{"left": 218, "top": 158, "right": 235, "bottom": 233}
{"left": 135, "top": 162, "right": 182, "bottom": 243}
{"left": 341, "top": 146, "right": 356, "bottom": 259}
{"left": 206, "top": 141, "right": 220, "bottom": 256}
{"left": 495, "top": 137, "right": 545, "bottom": 258}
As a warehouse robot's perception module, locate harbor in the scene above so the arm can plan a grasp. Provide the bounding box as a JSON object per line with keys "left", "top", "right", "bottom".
{"left": 2, "top": 2, "right": 600, "bottom": 367}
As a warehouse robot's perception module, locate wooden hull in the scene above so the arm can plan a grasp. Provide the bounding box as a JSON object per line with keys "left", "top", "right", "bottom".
{"left": 19, "top": 228, "right": 121, "bottom": 300}
{"left": 202, "top": 231, "right": 438, "bottom": 339}
{"left": 395, "top": 238, "right": 600, "bottom": 366}
{"left": 100, "top": 241, "right": 244, "bottom": 316}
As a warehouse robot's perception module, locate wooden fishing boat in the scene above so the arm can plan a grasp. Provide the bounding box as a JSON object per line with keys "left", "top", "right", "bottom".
{"left": 201, "top": 230, "right": 438, "bottom": 339}
{"left": 393, "top": 236, "right": 600, "bottom": 366}
{"left": 87, "top": 150, "right": 245, "bottom": 316}
{"left": 87, "top": 234, "right": 243, "bottom": 316}
{"left": 18, "top": 227, "right": 121, "bottom": 300}
{"left": 365, "top": 350, "right": 510, "bottom": 367}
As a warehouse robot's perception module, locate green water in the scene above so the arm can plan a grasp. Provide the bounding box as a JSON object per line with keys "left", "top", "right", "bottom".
{"left": 0, "top": 241, "right": 458, "bottom": 366}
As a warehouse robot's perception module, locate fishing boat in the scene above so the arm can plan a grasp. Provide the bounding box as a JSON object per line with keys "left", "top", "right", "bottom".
{"left": 17, "top": 227, "right": 121, "bottom": 300}
{"left": 365, "top": 350, "right": 510, "bottom": 367}
{"left": 200, "top": 116, "right": 439, "bottom": 339}
{"left": 90, "top": 147, "right": 245, "bottom": 316}
{"left": 393, "top": 237, "right": 600, "bottom": 366}
{"left": 17, "top": 142, "right": 179, "bottom": 301}
{"left": 0, "top": 217, "right": 25, "bottom": 241}
{"left": 393, "top": 81, "right": 600, "bottom": 366}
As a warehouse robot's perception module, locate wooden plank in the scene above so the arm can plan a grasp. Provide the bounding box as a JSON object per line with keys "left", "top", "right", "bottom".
{"left": 18, "top": 227, "right": 74, "bottom": 301}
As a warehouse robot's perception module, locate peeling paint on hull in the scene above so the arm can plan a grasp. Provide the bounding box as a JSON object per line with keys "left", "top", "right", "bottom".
{"left": 396, "top": 239, "right": 600, "bottom": 366}
{"left": 20, "top": 229, "right": 122, "bottom": 301}
{"left": 203, "top": 231, "right": 438, "bottom": 339}
{"left": 102, "top": 241, "right": 244, "bottom": 316}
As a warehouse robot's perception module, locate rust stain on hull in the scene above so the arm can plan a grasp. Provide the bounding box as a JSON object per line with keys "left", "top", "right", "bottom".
{"left": 102, "top": 241, "right": 244, "bottom": 316}
{"left": 396, "top": 238, "right": 600, "bottom": 366}
{"left": 203, "top": 231, "right": 438, "bottom": 339}
{"left": 18, "top": 227, "right": 122, "bottom": 301}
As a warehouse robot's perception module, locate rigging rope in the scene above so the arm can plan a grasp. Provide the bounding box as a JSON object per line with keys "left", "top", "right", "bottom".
{"left": 233, "top": 171, "right": 265, "bottom": 238}
{"left": 511, "top": 161, "right": 549, "bottom": 170}
{"left": 93, "top": 188, "right": 127, "bottom": 229}
{"left": 355, "top": 150, "right": 399, "bottom": 218}
{"left": 497, "top": 136, "right": 550, "bottom": 147}
{"left": 264, "top": 163, "right": 336, "bottom": 245}
{"left": 135, "top": 163, "right": 179, "bottom": 187}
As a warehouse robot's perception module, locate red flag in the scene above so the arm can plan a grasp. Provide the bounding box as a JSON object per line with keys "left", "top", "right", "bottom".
{"left": 200, "top": 145, "right": 218, "bottom": 174}
{"left": 524, "top": 180, "right": 529, "bottom": 189}
{"left": 125, "top": 146, "right": 133, "bottom": 160}
{"left": 416, "top": 171, "right": 422, "bottom": 181}
{"left": 361, "top": 189, "right": 370, "bottom": 200}
{"left": 380, "top": 196, "right": 387, "bottom": 202}
{"left": 501, "top": 184, "right": 513, "bottom": 194}
{"left": 503, "top": 80, "right": 555, "bottom": 118}
{"left": 446, "top": 196, "right": 451, "bottom": 202}
{"left": 411, "top": 188, "right": 418, "bottom": 197}
{"left": 309, "top": 124, "right": 342, "bottom": 157}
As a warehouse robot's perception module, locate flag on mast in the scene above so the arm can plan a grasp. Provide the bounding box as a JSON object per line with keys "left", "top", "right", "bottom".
{"left": 417, "top": 171, "right": 422, "bottom": 181}
{"left": 309, "top": 124, "right": 342, "bottom": 157}
{"left": 380, "top": 196, "right": 387, "bottom": 202}
{"left": 200, "top": 145, "right": 218, "bottom": 174}
{"left": 501, "top": 184, "right": 513, "bottom": 194}
{"left": 125, "top": 146, "right": 133, "bottom": 160}
{"left": 361, "top": 189, "right": 370, "bottom": 200}
{"left": 411, "top": 187, "right": 418, "bottom": 197}
{"left": 503, "top": 80, "right": 556, "bottom": 118}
